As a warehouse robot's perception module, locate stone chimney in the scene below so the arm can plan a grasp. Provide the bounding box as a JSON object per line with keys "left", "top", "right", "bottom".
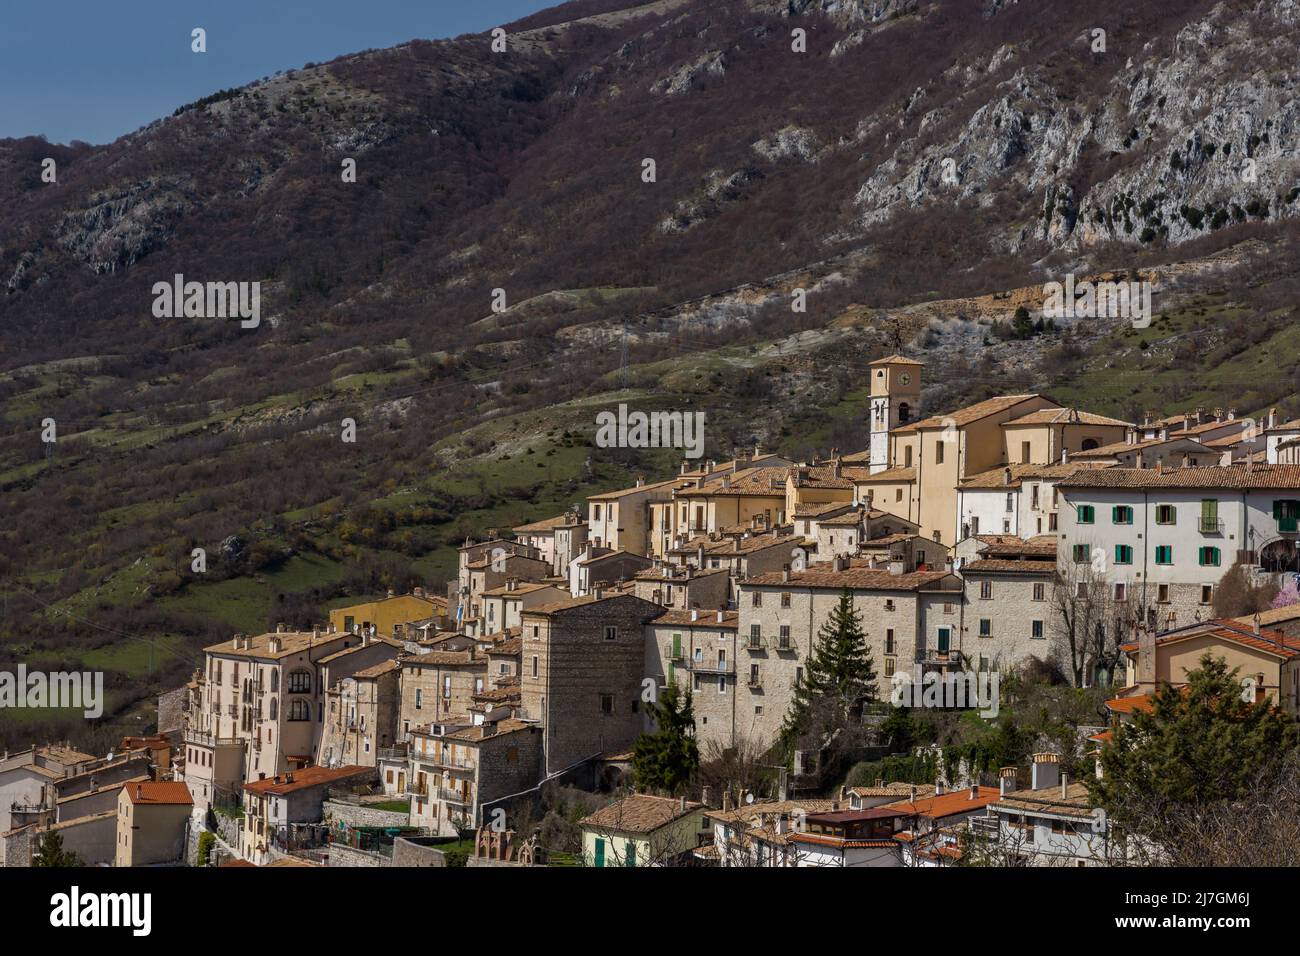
{"left": 1030, "top": 752, "right": 1060, "bottom": 791}
{"left": 1137, "top": 623, "right": 1156, "bottom": 686}
{"left": 722, "top": 790, "right": 733, "bottom": 812}
{"left": 999, "top": 767, "right": 1018, "bottom": 796}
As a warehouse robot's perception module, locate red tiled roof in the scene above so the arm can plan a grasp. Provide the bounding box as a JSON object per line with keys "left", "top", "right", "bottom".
{"left": 880, "top": 786, "right": 1000, "bottom": 819}
{"left": 746, "top": 567, "right": 959, "bottom": 592}
{"left": 894, "top": 395, "right": 1046, "bottom": 434}
{"left": 123, "top": 781, "right": 193, "bottom": 806}
{"left": 960, "top": 559, "right": 1055, "bottom": 575}
{"left": 1062, "top": 464, "right": 1300, "bottom": 489}
{"left": 1117, "top": 622, "right": 1300, "bottom": 660}
{"left": 243, "top": 765, "right": 369, "bottom": 796}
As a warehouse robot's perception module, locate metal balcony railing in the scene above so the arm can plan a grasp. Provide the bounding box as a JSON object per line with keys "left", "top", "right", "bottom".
{"left": 915, "top": 649, "right": 963, "bottom": 666}
{"left": 1199, "top": 517, "right": 1224, "bottom": 534}
{"left": 414, "top": 752, "right": 474, "bottom": 771}
{"left": 685, "top": 658, "right": 735, "bottom": 675}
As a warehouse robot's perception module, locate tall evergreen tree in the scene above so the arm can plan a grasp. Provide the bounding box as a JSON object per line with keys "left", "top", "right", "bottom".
{"left": 633, "top": 679, "right": 700, "bottom": 795}
{"left": 780, "top": 587, "right": 878, "bottom": 756}
{"left": 32, "top": 831, "right": 83, "bottom": 867}
{"left": 1090, "top": 653, "right": 1300, "bottom": 842}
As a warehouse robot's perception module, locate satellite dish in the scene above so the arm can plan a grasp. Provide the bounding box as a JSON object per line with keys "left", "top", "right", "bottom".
{"left": 745, "top": 792, "right": 754, "bottom": 804}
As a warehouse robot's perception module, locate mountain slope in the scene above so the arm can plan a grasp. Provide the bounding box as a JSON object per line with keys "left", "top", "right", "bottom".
{"left": 2, "top": 0, "right": 1299, "bottom": 748}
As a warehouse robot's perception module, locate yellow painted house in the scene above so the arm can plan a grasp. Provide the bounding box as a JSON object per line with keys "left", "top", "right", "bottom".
{"left": 329, "top": 589, "right": 446, "bottom": 638}
{"left": 580, "top": 793, "right": 707, "bottom": 867}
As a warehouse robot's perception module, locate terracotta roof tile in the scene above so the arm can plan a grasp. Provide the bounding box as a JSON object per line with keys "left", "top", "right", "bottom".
{"left": 1059, "top": 464, "right": 1300, "bottom": 489}
{"left": 580, "top": 793, "right": 703, "bottom": 834}
{"left": 123, "top": 781, "right": 193, "bottom": 806}
{"left": 243, "top": 765, "right": 369, "bottom": 796}
{"left": 894, "top": 395, "right": 1045, "bottom": 434}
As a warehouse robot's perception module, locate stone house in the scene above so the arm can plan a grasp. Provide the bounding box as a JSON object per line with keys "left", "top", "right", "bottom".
{"left": 519, "top": 592, "right": 665, "bottom": 774}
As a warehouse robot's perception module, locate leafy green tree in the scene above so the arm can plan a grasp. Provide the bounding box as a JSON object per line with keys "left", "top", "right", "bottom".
{"left": 1012, "top": 307, "right": 1035, "bottom": 339}
{"left": 1090, "top": 654, "right": 1300, "bottom": 841}
{"left": 33, "top": 831, "right": 83, "bottom": 867}
{"left": 879, "top": 706, "right": 919, "bottom": 753}
{"left": 780, "top": 588, "right": 878, "bottom": 756}
{"left": 196, "top": 831, "right": 216, "bottom": 867}
{"left": 633, "top": 679, "right": 699, "bottom": 795}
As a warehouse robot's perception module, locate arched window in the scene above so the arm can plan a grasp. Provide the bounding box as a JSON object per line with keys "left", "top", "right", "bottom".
{"left": 898, "top": 402, "right": 911, "bottom": 423}
{"left": 269, "top": 698, "right": 278, "bottom": 721}
{"left": 1081, "top": 438, "right": 1100, "bottom": 450}
{"left": 288, "top": 699, "right": 310, "bottom": 722}
{"left": 287, "top": 669, "right": 312, "bottom": 694}
{"left": 270, "top": 670, "right": 279, "bottom": 693}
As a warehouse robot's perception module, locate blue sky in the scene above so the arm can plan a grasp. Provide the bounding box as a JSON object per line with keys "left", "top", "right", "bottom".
{"left": 0, "top": 0, "right": 551, "bottom": 144}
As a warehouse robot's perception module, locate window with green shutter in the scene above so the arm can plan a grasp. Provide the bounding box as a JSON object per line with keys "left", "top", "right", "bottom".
{"left": 1276, "top": 500, "right": 1300, "bottom": 533}
{"left": 1072, "top": 544, "right": 1090, "bottom": 563}
{"left": 1155, "top": 505, "right": 1176, "bottom": 525}
{"left": 1199, "top": 547, "right": 1221, "bottom": 566}
{"left": 594, "top": 838, "right": 605, "bottom": 867}
{"left": 1112, "top": 505, "right": 1133, "bottom": 524}
{"left": 1155, "top": 546, "right": 1173, "bottom": 564}
{"left": 1114, "top": 545, "right": 1133, "bottom": 565}
{"left": 626, "top": 842, "right": 637, "bottom": 867}
{"left": 1077, "top": 505, "right": 1095, "bottom": 524}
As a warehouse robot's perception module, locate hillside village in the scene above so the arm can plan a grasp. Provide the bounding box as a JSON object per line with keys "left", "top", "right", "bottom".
{"left": 8, "top": 353, "right": 1300, "bottom": 868}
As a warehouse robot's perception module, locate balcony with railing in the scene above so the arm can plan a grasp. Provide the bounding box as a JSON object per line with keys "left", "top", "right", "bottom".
{"left": 438, "top": 787, "right": 470, "bottom": 805}
{"left": 413, "top": 751, "right": 475, "bottom": 771}
{"left": 915, "top": 648, "right": 963, "bottom": 667}
{"left": 184, "top": 729, "right": 242, "bottom": 749}
{"left": 664, "top": 642, "right": 684, "bottom": 662}
{"left": 1199, "top": 516, "right": 1224, "bottom": 534}
{"left": 684, "top": 657, "right": 735, "bottom": 675}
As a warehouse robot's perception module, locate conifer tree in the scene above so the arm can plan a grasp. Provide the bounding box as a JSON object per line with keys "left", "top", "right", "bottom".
{"left": 633, "top": 678, "right": 700, "bottom": 795}
{"left": 780, "top": 587, "right": 878, "bottom": 757}
{"left": 1090, "top": 653, "right": 1300, "bottom": 842}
